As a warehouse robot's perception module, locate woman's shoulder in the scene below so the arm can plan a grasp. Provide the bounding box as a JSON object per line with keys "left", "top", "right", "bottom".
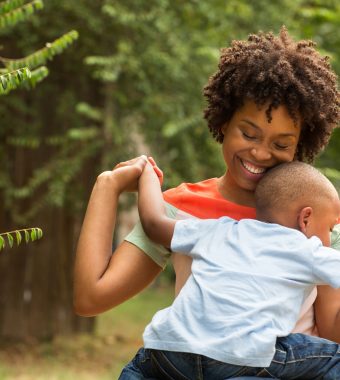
{"left": 163, "top": 178, "right": 256, "bottom": 220}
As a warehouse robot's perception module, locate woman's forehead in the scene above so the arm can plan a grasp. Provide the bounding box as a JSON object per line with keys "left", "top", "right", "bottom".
{"left": 232, "top": 100, "right": 301, "bottom": 134}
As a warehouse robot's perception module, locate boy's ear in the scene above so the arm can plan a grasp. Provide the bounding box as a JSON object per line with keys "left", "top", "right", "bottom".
{"left": 297, "top": 206, "right": 313, "bottom": 234}
{"left": 221, "top": 123, "right": 228, "bottom": 135}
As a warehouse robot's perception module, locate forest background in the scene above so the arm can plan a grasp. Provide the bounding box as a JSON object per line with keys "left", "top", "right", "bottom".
{"left": 0, "top": 0, "right": 339, "bottom": 379}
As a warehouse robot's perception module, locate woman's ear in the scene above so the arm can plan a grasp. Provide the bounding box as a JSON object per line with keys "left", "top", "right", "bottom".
{"left": 221, "top": 123, "right": 228, "bottom": 136}
{"left": 297, "top": 206, "right": 313, "bottom": 234}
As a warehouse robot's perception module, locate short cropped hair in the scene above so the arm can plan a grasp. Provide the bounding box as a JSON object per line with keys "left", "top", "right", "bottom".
{"left": 255, "top": 162, "right": 337, "bottom": 219}
{"left": 203, "top": 27, "right": 340, "bottom": 163}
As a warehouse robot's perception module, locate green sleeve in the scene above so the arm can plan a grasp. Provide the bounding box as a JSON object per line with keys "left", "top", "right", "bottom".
{"left": 331, "top": 224, "right": 340, "bottom": 251}
{"left": 124, "top": 202, "right": 178, "bottom": 269}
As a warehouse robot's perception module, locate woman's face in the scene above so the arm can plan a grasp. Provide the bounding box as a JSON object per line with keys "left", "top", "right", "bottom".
{"left": 221, "top": 100, "right": 301, "bottom": 199}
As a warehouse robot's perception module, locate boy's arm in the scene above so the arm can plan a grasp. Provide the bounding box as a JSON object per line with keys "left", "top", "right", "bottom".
{"left": 138, "top": 161, "right": 176, "bottom": 248}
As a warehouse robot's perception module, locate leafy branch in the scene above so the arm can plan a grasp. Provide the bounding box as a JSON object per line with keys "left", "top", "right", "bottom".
{"left": 0, "top": 0, "right": 25, "bottom": 15}
{"left": 0, "top": 0, "right": 43, "bottom": 29}
{"left": 0, "top": 67, "right": 31, "bottom": 94}
{"left": 0, "top": 29, "right": 78, "bottom": 70}
{"left": 0, "top": 227, "right": 43, "bottom": 251}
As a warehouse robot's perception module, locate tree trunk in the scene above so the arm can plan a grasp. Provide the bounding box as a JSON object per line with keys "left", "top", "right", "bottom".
{"left": 0, "top": 204, "right": 95, "bottom": 342}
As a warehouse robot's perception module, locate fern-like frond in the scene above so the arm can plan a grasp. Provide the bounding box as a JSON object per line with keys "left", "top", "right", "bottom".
{"left": 0, "top": 30, "right": 78, "bottom": 70}
{"left": 21, "top": 65, "right": 48, "bottom": 88}
{"left": 0, "top": 227, "right": 43, "bottom": 251}
{"left": 0, "top": 0, "right": 43, "bottom": 29}
{"left": 0, "top": 0, "right": 25, "bottom": 16}
{"left": 0, "top": 67, "right": 31, "bottom": 94}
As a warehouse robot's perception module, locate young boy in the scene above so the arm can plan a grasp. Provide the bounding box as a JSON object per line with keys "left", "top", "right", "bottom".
{"left": 135, "top": 158, "right": 340, "bottom": 379}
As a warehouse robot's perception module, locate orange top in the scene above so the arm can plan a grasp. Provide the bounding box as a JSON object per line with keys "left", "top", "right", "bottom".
{"left": 163, "top": 178, "right": 256, "bottom": 220}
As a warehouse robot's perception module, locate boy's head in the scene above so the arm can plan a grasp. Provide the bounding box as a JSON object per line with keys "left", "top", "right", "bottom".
{"left": 203, "top": 26, "right": 339, "bottom": 163}
{"left": 255, "top": 162, "right": 340, "bottom": 246}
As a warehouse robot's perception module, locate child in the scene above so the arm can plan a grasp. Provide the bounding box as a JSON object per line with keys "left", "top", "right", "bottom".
{"left": 133, "top": 159, "right": 340, "bottom": 379}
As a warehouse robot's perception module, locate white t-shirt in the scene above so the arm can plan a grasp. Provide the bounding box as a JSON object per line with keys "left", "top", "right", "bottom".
{"left": 143, "top": 217, "right": 340, "bottom": 367}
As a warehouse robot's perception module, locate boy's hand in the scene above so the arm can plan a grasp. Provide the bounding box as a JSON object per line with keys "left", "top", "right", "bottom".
{"left": 98, "top": 156, "right": 147, "bottom": 193}
{"left": 147, "top": 156, "right": 163, "bottom": 186}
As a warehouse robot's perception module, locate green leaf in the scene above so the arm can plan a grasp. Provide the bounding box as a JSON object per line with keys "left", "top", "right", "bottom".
{"left": 0, "top": 75, "right": 7, "bottom": 90}
{"left": 0, "top": 236, "right": 5, "bottom": 250}
{"left": 36, "top": 228, "right": 43, "bottom": 239}
{"left": 6, "top": 233, "right": 14, "bottom": 248}
{"left": 30, "top": 228, "right": 37, "bottom": 241}
{"left": 25, "top": 230, "right": 30, "bottom": 243}
{"left": 15, "top": 230, "right": 22, "bottom": 246}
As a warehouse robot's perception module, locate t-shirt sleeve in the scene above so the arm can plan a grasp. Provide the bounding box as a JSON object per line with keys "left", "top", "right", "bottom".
{"left": 170, "top": 218, "right": 218, "bottom": 256}
{"left": 124, "top": 202, "right": 177, "bottom": 269}
{"left": 312, "top": 245, "right": 340, "bottom": 288}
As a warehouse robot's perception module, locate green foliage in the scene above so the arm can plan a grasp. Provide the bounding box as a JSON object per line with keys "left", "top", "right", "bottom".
{"left": 0, "top": 0, "right": 43, "bottom": 29}
{"left": 0, "top": 227, "right": 43, "bottom": 251}
{"left": 1, "top": 30, "right": 78, "bottom": 70}
{"left": 21, "top": 65, "right": 48, "bottom": 87}
{"left": 0, "top": 2, "right": 78, "bottom": 233}
{"left": 0, "top": 0, "right": 25, "bottom": 15}
{"left": 320, "top": 167, "right": 340, "bottom": 190}
{"left": 0, "top": 67, "right": 30, "bottom": 94}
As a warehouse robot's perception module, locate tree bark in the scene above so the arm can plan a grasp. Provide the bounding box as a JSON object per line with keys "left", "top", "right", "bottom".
{"left": 0, "top": 204, "right": 95, "bottom": 342}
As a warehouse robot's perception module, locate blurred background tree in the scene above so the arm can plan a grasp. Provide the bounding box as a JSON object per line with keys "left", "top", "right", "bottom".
{"left": 0, "top": 0, "right": 338, "bottom": 341}
{"left": 0, "top": 0, "right": 79, "bottom": 340}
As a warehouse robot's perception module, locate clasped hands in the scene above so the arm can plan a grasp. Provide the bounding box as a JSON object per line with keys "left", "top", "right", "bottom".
{"left": 97, "top": 155, "right": 163, "bottom": 194}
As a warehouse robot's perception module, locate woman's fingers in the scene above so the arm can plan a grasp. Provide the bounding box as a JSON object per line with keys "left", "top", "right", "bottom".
{"left": 111, "top": 155, "right": 162, "bottom": 187}
{"left": 113, "top": 156, "right": 146, "bottom": 170}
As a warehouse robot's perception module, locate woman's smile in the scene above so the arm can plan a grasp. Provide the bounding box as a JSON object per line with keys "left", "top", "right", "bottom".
{"left": 239, "top": 158, "right": 267, "bottom": 175}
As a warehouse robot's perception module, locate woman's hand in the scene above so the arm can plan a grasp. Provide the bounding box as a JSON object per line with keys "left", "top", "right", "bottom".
{"left": 98, "top": 155, "right": 147, "bottom": 193}
{"left": 98, "top": 155, "right": 163, "bottom": 194}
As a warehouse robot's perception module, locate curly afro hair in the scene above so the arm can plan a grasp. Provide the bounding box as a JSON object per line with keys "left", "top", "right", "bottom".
{"left": 203, "top": 26, "right": 339, "bottom": 163}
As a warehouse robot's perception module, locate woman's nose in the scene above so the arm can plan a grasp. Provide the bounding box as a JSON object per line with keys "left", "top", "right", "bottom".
{"left": 250, "top": 146, "right": 272, "bottom": 161}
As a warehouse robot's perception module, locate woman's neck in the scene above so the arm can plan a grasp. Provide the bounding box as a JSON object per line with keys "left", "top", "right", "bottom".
{"left": 217, "top": 173, "right": 256, "bottom": 208}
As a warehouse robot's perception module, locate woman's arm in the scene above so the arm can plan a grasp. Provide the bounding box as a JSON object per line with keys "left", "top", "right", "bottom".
{"left": 138, "top": 162, "right": 176, "bottom": 248}
{"left": 73, "top": 156, "right": 162, "bottom": 317}
{"left": 314, "top": 285, "right": 340, "bottom": 343}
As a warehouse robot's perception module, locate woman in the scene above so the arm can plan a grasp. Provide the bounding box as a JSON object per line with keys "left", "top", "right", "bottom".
{"left": 73, "top": 27, "right": 340, "bottom": 377}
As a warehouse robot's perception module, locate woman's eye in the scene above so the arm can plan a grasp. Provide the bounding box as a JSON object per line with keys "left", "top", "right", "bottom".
{"left": 274, "top": 143, "right": 289, "bottom": 150}
{"left": 242, "top": 132, "right": 256, "bottom": 140}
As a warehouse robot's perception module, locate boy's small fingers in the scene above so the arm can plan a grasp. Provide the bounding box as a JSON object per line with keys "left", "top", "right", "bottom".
{"left": 148, "top": 156, "right": 156, "bottom": 166}
{"left": 154, "top": 168, "right": 164, "bottom": 185}
{"left": 153, "top": 166, "right": 162, "bottom": 176}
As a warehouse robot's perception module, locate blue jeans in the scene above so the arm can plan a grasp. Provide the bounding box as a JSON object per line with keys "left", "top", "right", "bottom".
{"left": 118, "top": 333, "right": 340, "bottom": 379}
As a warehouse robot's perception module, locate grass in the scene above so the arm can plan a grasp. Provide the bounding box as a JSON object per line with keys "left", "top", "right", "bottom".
{"left": 0, "top": 284, "right": 174, "bottom": 380}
